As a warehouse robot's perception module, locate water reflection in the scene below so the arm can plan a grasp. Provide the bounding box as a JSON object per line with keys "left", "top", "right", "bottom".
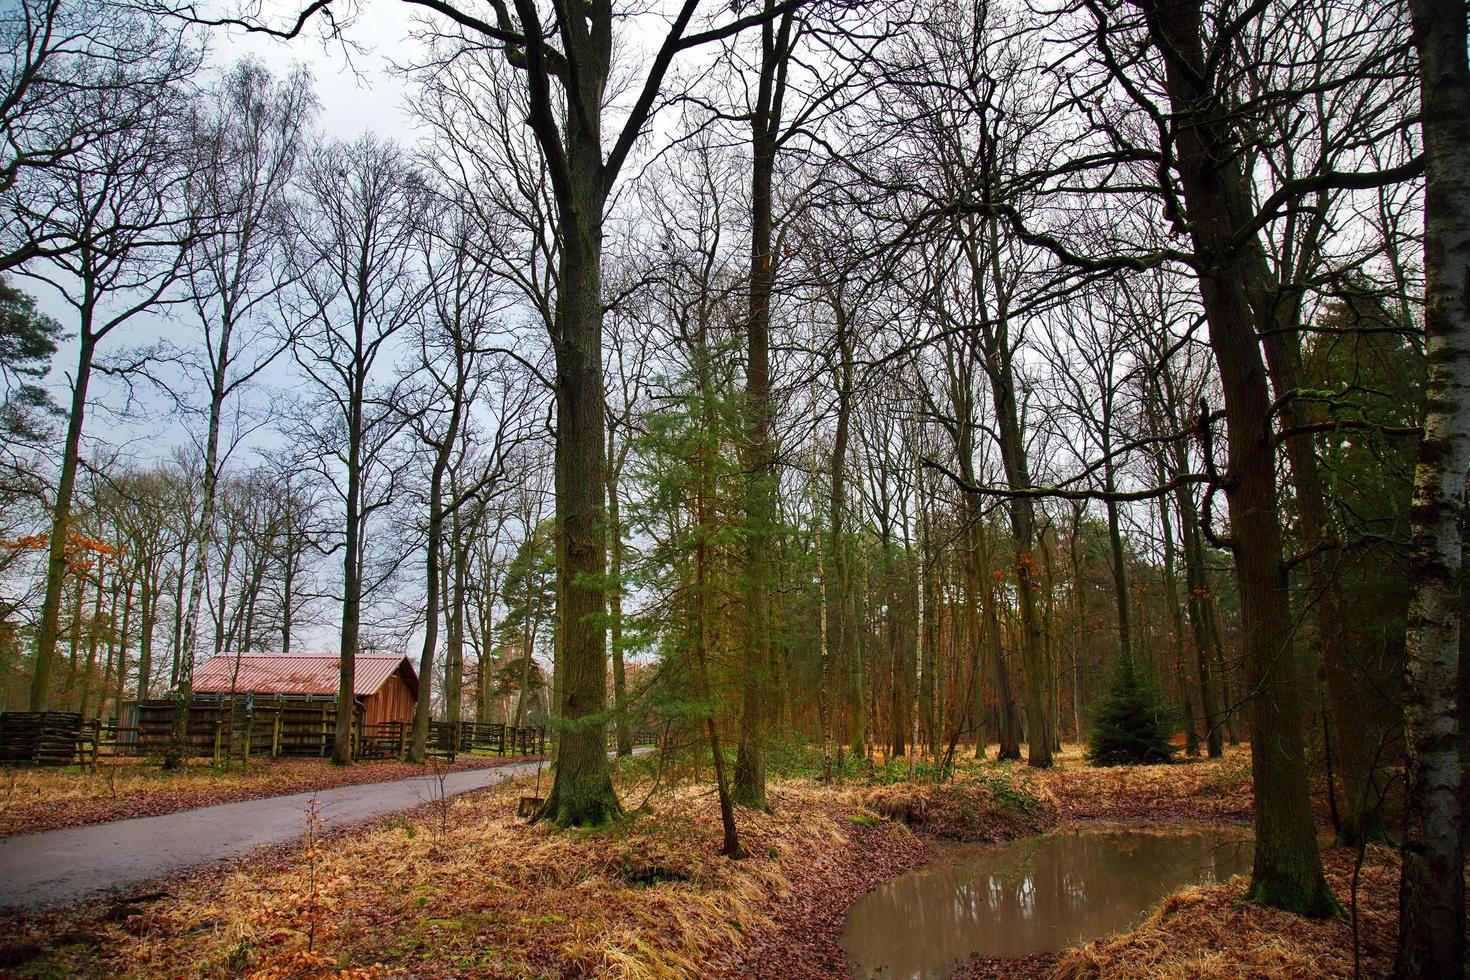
{"left": 842, "top": 828, "right": 1253, "bottom": 979}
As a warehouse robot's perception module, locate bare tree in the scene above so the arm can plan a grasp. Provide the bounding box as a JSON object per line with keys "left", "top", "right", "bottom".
{"left": 0, "top": 1, "right": 197, "bottom": 269}
{"left": 170, "top": 59, "right": 316, "bottom": 763}
{"left": 9, "top": 30, "right": 198, "bottom": 710}
{"left": 180, "top": 0, "right": 823, "bottom": 827}
{"left": 403, "top": 195, "right": 522, "bottom": 762}
{"left": 292, "top": 134, "right": 425, "bottom": 764}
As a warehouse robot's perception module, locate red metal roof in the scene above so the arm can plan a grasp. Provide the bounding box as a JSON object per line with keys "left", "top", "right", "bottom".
{"left": 191, "top": 653, "right": 418, "bottom": 699}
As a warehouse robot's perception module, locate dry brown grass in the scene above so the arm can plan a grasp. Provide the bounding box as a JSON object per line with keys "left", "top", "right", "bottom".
{"left": 3, "top": 772, "right": 924, "bottom": 979}
{"left": 855, "top": 774, "right": 1053, "bottom": 842}
{"left": 5, "top": 747, "right": 1412, "bottom": 980}
{"left": 1049, "top": 847, "right": 1403, "bottom": 980}
{"left": 1008, "top": 745, "right": 1254, "bottom": 823}
{"left": 0, "top": 755, "right": 535, "bottom": 836}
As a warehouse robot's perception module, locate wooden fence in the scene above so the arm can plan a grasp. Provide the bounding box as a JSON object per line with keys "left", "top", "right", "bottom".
{"left": 2, "top": 705, "right": 557, "bottom": 767}
{"left": 127, "top": 696, "right": 340, "bottom": 760}
{"left": 458, "top": 723, "right": 547, "bottom": 756}
{"left": 0, "top": 712, "right": 95, "bottom": 766}
{"left": 607, "top": 727, "right": 662, "bottom": 751}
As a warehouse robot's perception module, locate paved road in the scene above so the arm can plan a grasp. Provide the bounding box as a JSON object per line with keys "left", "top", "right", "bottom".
{"left": 0, "top": 757, "right": 565, "bottom": 912}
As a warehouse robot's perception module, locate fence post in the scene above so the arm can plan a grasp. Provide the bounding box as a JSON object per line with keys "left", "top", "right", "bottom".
{"left": 272, "top": 712, "right": 282, "bottom": 758}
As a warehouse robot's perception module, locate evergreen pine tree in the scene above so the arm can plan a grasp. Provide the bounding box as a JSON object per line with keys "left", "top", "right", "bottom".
{"left": 1087, "top": 647, "right": 1179, "bottom": 766}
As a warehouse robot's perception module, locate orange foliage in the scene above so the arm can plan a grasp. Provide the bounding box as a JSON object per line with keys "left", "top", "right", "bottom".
{"left": 0, "top": 530, "right": 123, "bottom": 578}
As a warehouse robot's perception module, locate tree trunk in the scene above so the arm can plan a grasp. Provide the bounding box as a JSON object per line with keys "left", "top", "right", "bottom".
{"left": 910, "top": 452, "right": 925, "bottom": 780}
{"left": 113, "top": 574, "right": 135, "bottom": 719}
{"left": 977, "top": 233, "right": 1051, "bottom": 767}
{"left": 137, "top": 571, "right": 155, "bottom": 702}
{"left": 538, "top": 100, "right": 618, "bottom": 824}
{"left": 1139, "top": 0, "right": 1333, "bottom": 916}
{"left": 445, "top": 506, "right": 467, "bottom": 729}
{"left": 735, "top": 3, "right": 793, "bottom": 811}
{"left": 29, "top": 327, "right": 94, "bottom": 710}
{"left": 1252, "top": 264, "right": 1390, "bottom": 845}
{"left": 1104, "top": 492, "right": 1131, "bottom": 657}
{"left": 335, "top": 384, "right": 363, "bottom": 766}
{"left": 78, "top": 559, "right": 106, "bottom": 719}
{"left": 1396, "top": 0, "right": 1470, "bottom": 970}
{"left": 409, "top": 469, "right": 445, "bottom": 763}
{"left": 608, "top": 445, "right": 632, "bottom": 757}
{"left": 1164, "top": 371, "right": 1225, "bottom": 757}
{"left": 170, "top": 330, "right": 233, "bottom": 767}
{"left": 1157, "top": 469, "right": 1199, "bottom": 756}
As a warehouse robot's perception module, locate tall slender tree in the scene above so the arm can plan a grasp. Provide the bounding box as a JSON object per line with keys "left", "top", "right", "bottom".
{"left": 1396, "top": 0, "right": 1469, "bottom": 969}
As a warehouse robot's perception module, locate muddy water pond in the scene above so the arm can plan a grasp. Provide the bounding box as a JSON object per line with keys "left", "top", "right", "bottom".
{"left": 842, "top": 827, "right": 1253, "bottom": 979}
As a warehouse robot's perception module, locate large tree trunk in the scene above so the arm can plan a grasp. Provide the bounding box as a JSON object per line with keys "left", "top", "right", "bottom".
{"left": 538, "top": 103, "right": 618, "bottom": 824}
{"left": 735, "top": 3, "right": 793, "bottom": 811}
{"left": 825, "top": 308, "right": 859, "bottom": 760}
{"left": 1251, "top": 260, "right": 1390, "bottom": 844}
{"left": 992, "top": 378, "right": 1051, "bottom": 768}
{"left": 976, "top": 226, "right": 1051, "bottom": 767}
{"left": 1396, "top": 0, "right": 1470, "bottom": 971}
{"left": 1139, "top": 0, "right": 1332, "bottom": 917}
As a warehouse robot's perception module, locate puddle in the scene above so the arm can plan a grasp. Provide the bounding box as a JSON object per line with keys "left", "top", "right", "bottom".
{"left": 842, "top": 827, "right": 1253, "bottom": 978}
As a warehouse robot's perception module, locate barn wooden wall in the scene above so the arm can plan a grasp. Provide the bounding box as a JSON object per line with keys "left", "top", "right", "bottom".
{"left": 362, "top": 672, "right": 415, "bottom": 726}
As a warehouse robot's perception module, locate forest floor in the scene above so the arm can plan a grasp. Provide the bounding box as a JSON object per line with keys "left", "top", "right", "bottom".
{"left": 0, "top": 754, "right": 542, "bottom": 837}
{"left": 0, "top": 743, "right": 1413, "bottom": 979}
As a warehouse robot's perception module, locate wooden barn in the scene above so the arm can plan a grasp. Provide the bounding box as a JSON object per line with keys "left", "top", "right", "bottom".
{"left": 190, "top": 653, "right": 419, "bottom": 726}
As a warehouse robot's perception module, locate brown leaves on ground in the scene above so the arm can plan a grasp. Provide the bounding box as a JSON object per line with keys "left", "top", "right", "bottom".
{"left": 0, "top": 756, "right": 538, "bottom": 837}
{"left": 703, "top": 784, "right": 930, "bottom": 979}
{"left": 857, "top": 774, "right": 1053, "bottom": 842}
{"left": 1012, "top": 745, "right": 1254, "bottom": 824}
{"left": 1, "top": 749, "right": 1415, "bottom": 980}
{"left": 1048, "top": 847, "right": 1406, "bottom": 979}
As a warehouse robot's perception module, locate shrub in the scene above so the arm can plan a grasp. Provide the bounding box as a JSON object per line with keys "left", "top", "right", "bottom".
{"left": 1087, "top": 647, "right": 1178, "bottom": 766}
